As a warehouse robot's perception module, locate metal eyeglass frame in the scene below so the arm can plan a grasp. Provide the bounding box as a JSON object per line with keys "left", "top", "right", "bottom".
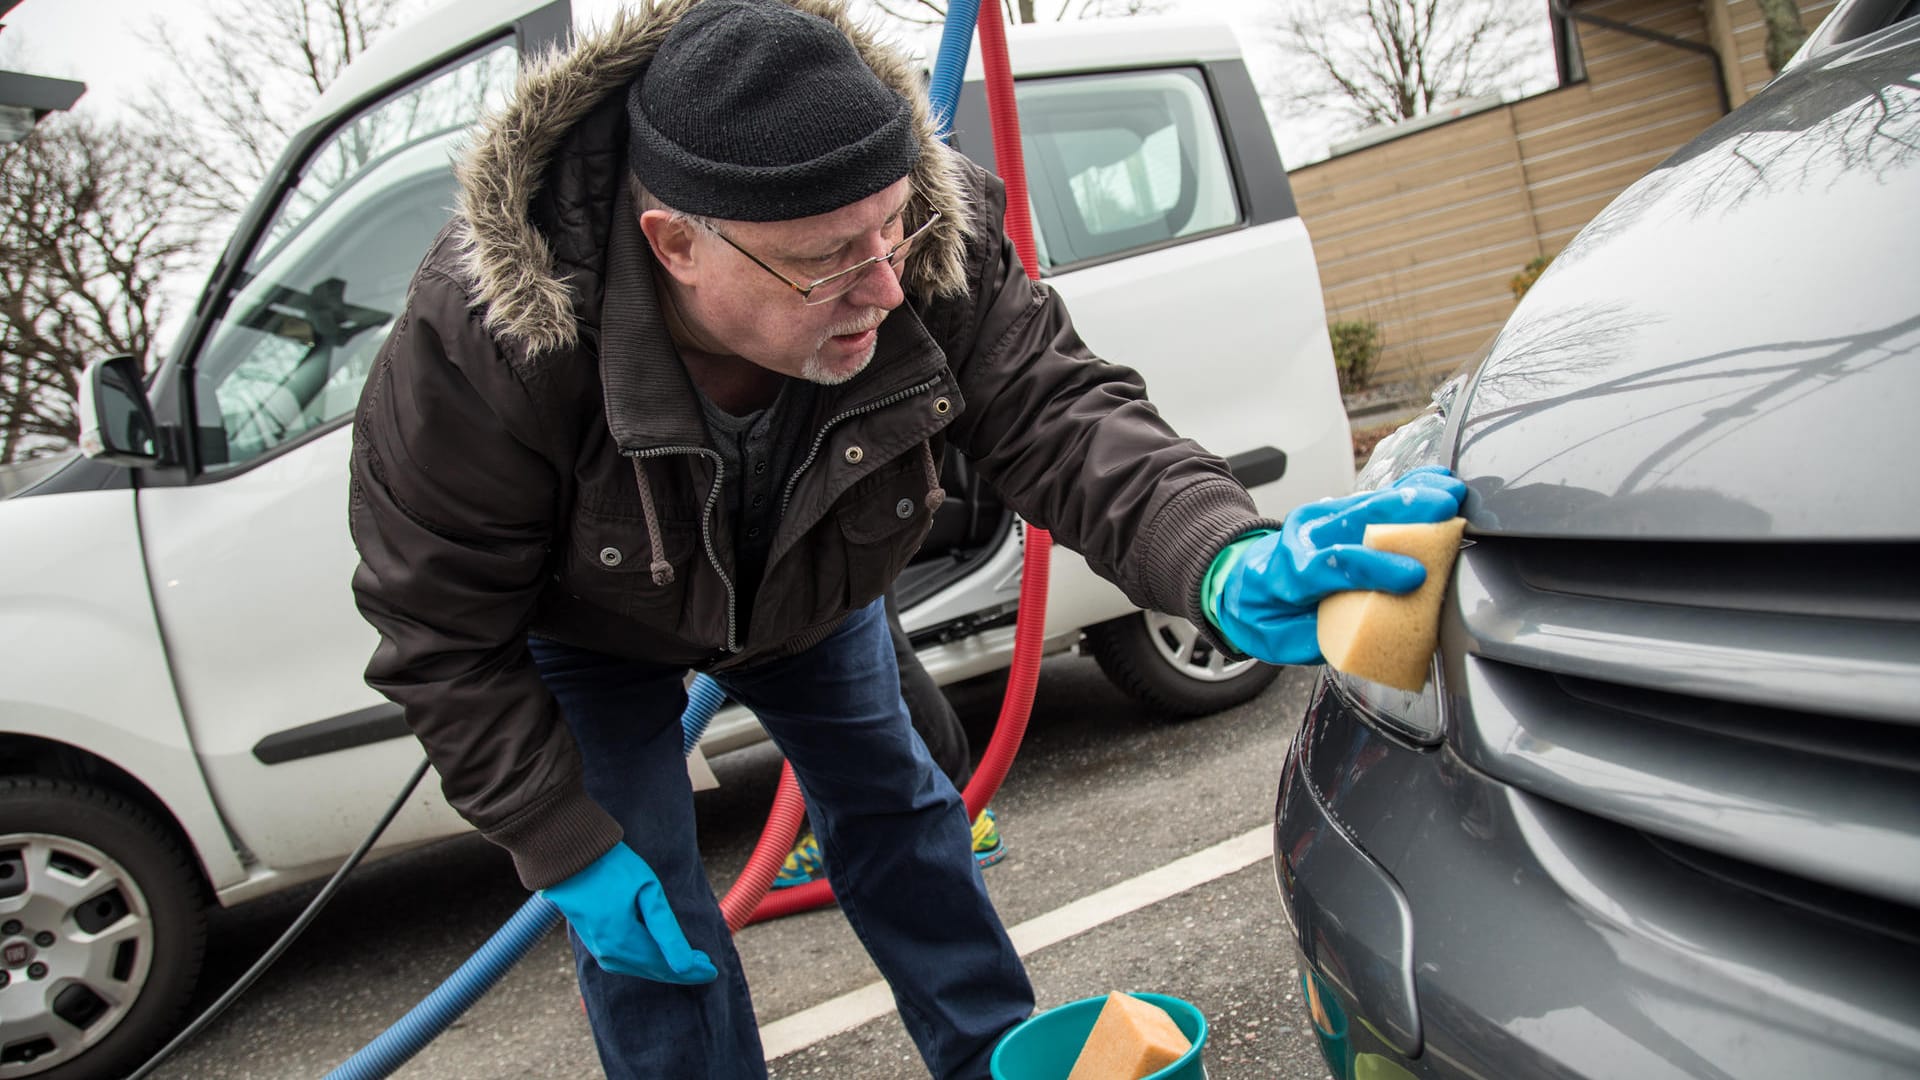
{"left": 702, "top": 211, "right": 942, "bottom": 306}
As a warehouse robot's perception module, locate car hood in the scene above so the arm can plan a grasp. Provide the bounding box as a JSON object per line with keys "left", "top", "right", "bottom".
{"left": 1452, "top": 18, "right": 1920, "bottom": 541}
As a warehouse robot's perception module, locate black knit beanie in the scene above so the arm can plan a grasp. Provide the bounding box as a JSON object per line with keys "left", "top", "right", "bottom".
{"left": 627, "top": 0, "right": 920, "bottom": 222}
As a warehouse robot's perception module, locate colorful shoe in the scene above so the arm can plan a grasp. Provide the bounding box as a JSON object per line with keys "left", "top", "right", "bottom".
{"left": 771, "top": 830, "right": 826, "bottom": 890}
{"left": 770, "top": 810, "right": 1004, "bottom": 890}
{"left": 972, "top": 808, "right": 1007, "bottom": 869}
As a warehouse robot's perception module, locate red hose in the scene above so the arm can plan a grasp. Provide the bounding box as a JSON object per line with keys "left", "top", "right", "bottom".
{"left": 719, "top": 762, "right": 806, "bottom": 932}
{"left": 724, "top": 2, "right": 1053, "bottom": 928}
{"left": 973, "top": 7, "right": 1044, "bottom": 283}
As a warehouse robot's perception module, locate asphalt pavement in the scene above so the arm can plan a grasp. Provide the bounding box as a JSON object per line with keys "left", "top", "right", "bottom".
{"left": 150, "top": 652, "right": 1335, "bottom": 1079}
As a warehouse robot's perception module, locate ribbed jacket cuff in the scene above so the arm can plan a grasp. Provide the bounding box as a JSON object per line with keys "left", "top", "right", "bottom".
{"left": 486, "top": 783, "right": 625, "bottom": 891}
{"left": 1137, "top": 478, "right": 1285, "bottom": 661}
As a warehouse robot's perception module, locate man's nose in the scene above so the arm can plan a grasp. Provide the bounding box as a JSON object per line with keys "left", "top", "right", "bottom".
{"left": 844, "top": 256, "right": 905, "bottom": 311}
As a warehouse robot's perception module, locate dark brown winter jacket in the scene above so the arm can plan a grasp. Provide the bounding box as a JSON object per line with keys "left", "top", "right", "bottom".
{"left": 348, "top": 0, "right": 1277, "bottom": 889}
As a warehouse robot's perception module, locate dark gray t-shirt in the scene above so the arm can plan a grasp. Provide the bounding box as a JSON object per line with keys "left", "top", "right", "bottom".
{"left": 693, "top": 378, "right": 816, "bottom": 632}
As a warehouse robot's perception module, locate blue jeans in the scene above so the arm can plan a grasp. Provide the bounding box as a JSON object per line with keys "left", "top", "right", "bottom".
{"left": 527, "top": 599, "right": 1033, "bottom": 1079}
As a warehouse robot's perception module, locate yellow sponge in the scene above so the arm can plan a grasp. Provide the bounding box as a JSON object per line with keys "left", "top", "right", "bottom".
{"left": 1315, "top": 517, "right": 1466, "bottom": 692}
{"left": 1066, "top": 993, "right": 1193, "bottom": 1080}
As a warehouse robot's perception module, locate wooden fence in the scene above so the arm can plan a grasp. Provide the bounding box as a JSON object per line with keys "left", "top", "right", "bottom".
{"left": 1289, "top": 0, "right": 1833, "bottom": 401}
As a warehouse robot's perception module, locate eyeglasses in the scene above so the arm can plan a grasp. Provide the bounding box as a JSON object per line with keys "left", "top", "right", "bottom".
{"left": 703, "top": 210, "right": 942, "bottom": 306}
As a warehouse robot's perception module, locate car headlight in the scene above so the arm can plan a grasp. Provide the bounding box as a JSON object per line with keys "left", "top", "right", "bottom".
{"left": 1353, "top": 369, "right": 1465, "bottom": 491}
{"left": 1328, "top": 372, "right": 1466, "bottom": 745}
{"left": 1326, "top": 657, "right": 1444, "bottom": 744}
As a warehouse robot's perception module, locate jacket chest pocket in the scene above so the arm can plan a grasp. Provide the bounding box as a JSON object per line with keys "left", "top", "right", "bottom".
{"left": 563, "top": 509, "right": 697, "bottom": 622}
{"left": 834, "top": 456, "right": 936, "bottom": 611}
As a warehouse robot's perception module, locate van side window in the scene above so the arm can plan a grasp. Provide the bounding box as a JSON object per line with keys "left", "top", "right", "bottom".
{"left": 1016, "top": 68, "right": 1239, "bottom": 270}
{"left": 190, "top": 42, "right": 516, "bottom": 472}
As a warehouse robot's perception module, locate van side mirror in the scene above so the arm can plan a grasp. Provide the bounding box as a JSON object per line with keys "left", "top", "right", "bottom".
{"left": 77, "top": 355, "right": 162, "bottom": 468}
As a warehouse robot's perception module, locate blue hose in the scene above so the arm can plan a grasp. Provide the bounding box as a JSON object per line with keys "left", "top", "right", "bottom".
{"left": 321, "top": 675, "right": 728, "bottom": 1080}
{"left": 322, "top": 897, "right": 564, "bottom": 1080}
{"left": 926, "top": 0, "right": 981, "bottom": 139}
{"left": 682, "top": 672, "right": 726, "bottom": 756}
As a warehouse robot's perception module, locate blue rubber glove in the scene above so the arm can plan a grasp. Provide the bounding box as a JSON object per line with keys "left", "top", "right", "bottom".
{"left": 1203, "top": 466, "right": 1468, "bottom": 665}
{"left": 539, "top": 845, "right": 718, "bottom": 984}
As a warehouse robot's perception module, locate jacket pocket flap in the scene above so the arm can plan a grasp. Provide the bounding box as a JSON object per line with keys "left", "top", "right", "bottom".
{"left": 837, "top": 461, "right": 931, "bottom": 546}
{"left": 571, "top": 512, "right": 695, "bottom": 574}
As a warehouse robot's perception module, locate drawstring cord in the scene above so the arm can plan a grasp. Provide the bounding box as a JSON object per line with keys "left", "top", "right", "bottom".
{"left": 919, "top": 439, "right": 946, "bottom": 514}
{"left": 629, "top": 457, "right": 677, "bottom": 586}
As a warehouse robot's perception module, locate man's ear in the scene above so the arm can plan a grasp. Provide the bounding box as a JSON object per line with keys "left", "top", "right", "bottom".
{"left": 639, "top": 209, "right": 701, "bottom": 285}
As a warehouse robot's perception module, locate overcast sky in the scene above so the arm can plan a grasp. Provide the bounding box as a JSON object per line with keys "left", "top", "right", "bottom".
{"left": 2, "top": 0, "right": 1286, "bottom": 106}
{"left": 2, "top": 0, "right": 1430, "bottom": 167}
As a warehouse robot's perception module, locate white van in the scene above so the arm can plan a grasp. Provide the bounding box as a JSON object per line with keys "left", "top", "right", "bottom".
{"left": 0, "top": 2, "right": 1352, "bottom": 1075}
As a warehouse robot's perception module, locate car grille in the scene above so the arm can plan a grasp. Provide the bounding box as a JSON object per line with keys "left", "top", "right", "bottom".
{"left": 1447, "top": 536, "right": 1920, "bottom": 920}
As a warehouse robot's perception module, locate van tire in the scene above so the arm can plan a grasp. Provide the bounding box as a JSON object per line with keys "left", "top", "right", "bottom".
{"left": 1085, "top": 610, "right": 1279, "bottom": 718}
{"left": 0, "top": 777, "right": 208, "bottom": 1079}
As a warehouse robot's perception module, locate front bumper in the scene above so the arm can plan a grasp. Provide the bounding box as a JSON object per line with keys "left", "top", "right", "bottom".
{"left": 1273, "top": 670, "right": 1920, "bottom": 1080}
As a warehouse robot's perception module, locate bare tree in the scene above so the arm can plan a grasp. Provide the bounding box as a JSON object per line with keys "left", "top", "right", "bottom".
{"left": 1268, "top": 0, "right": 1540, "bottom": 132}
{"left": 0, "top": 119, "right": 199, "bottom": 462}
{"left": 138, "top": 0, "right": 416, "bottom": 222}
{"left": 860, "top": 0, "right": 1161, "bottom": 29}
{"left": 0, "top": 0, "right": 424, "bottom": 461}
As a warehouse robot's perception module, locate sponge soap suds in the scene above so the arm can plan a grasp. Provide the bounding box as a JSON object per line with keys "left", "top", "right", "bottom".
{"left": 1315, "top": 517, "right": 1467, "bottom": 692}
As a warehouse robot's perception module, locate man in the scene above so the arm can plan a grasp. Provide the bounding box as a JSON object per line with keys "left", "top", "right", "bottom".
{"left": 348, "top": 1, "right": 1465, "bottom": 1077}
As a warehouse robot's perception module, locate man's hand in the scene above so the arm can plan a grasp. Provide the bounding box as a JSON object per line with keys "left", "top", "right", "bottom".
{"left": 1203, "top": 466, "right": 1468, "bottom": 665}
{"left": 540, "top": 845, "right": 718, "bottom": 984}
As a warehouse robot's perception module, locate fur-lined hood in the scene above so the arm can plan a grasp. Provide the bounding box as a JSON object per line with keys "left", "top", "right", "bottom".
{"left": 453, "top": 0, "right": 976, "bottom": 356}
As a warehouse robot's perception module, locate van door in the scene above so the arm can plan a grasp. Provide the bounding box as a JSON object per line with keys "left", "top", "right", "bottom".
{"left": 954, "top": 59, "right": 1356, "bottom": 638}
{"left": 132, "top": 37, "right": 521, "bottom": 893}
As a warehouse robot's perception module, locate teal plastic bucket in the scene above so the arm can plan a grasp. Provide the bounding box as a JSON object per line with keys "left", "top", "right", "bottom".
{"left": 990, "top": 992, "right": 1207, "bottom": 1080}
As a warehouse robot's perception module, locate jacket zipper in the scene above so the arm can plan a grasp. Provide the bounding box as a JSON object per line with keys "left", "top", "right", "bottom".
{"left": 780, "top": 377, "right": 944, "bottom": 517}
{"left": 622, "top": 445, "right": 739, "bottom": 654}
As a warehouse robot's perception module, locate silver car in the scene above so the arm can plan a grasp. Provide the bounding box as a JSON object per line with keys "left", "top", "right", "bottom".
{"left": 1272, "top": 2, "right": 1920, "bottom": 1077}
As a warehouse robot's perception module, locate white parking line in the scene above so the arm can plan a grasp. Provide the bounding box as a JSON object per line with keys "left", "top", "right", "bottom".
{"left": 757, "top": 825, "right": 1272, "bottom": 1060}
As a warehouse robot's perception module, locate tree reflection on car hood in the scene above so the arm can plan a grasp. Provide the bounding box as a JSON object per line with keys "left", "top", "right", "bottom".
{"left": 1452, "top": 18, "right": 1920, "bottom": 542}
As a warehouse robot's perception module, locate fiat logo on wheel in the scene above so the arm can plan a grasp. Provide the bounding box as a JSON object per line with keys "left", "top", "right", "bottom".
{"left": 2, "top": 940, "right": 30, "bottom": 967}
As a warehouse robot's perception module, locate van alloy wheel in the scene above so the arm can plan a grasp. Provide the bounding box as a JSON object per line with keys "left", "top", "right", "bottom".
{"left": 1085, "top": 610, "right": 1280, "bottom": 718}
{"left": 0, "top": 779, "right": 205, "bottom": 1079}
